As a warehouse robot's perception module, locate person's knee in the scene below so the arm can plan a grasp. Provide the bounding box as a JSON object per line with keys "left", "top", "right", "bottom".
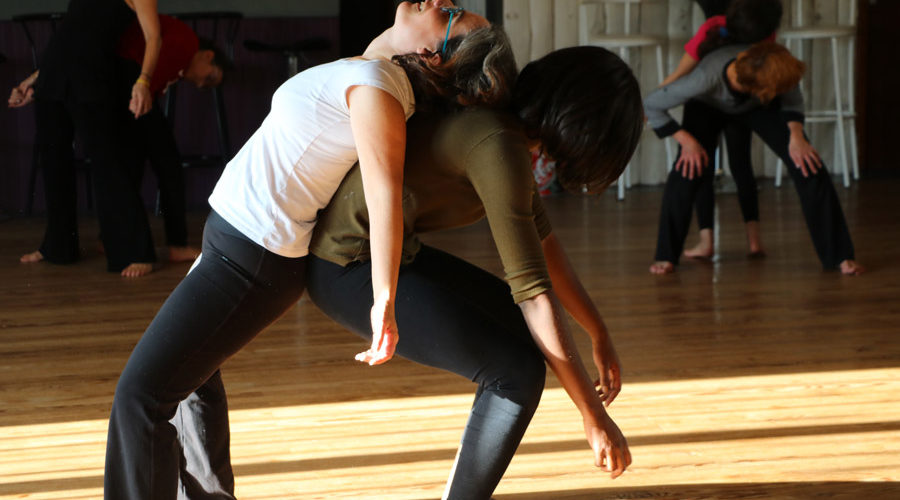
{"left": 483, "top": 347, "right": 546, "bottom": 409}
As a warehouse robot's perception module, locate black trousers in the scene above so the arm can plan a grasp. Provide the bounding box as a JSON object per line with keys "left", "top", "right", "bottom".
{"left": 306, "top": 247, "right": 546, "bottom": 500}
{"left": 34, "top": 95, "right": 156, "bottom": 271}
{"left": 105, "top": 211, "right": 307, "bottom": 499}
{"left": 693, "top": 112, "right": 760, "bottom": 230}
{"left": 654, "top": 100, "right": 855, "bottom": 268}
{"left": 118, "top": 59, "right": 189, "bottom": 247}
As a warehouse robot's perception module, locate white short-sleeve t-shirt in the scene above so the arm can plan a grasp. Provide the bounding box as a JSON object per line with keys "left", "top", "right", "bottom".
{"left": 208, "top": 58, "right": 415, "bottom": 257}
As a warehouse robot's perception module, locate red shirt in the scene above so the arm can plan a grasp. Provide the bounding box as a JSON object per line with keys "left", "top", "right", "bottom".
{"left": 684, "top": 15, "right": 776, "bottom": 61}
{"left": 117, "top": 14, "right": 199, "bottom": 97}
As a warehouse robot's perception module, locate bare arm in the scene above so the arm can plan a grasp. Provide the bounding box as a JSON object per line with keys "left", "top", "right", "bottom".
{"left": 541, "top": 232, "right": 622, "bottom": 405}
{"left": 347, "top": 85, "right": 406, "bottom": 365}
{"left": 127, "top": 0, "right": 161, "bottom": 118}
{"left": 659, "top": 52, "right": 699, "bottom": 87}
{"left": 518, "top": 291, "right": 631, "bottom": 478}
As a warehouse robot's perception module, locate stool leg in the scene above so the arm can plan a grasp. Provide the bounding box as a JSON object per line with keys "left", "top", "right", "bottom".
{"left": 775, "top": 159, "right": 783, "bottom": 188}
{"left": 847, "top": 36, "right": 860, "bottom": 180}
{"left": 829, "top": 37, "right": 850, "bottom": 188}
{"left": 617, "top": 45, "right": 629, "bottom": 200}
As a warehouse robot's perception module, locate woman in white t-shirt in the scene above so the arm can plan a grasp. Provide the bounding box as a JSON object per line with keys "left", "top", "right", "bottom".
{"left": 104, "top": 3, "right": 517, "bottom": 498}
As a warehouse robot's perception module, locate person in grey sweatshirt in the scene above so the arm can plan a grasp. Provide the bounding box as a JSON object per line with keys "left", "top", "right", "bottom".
{"left": 643, "top": 41, "right": 863, "bottom": 275}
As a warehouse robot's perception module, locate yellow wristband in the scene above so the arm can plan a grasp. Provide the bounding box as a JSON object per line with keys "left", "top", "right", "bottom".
{"left": 136, "top": 77, "right": 151, "bottom": 87}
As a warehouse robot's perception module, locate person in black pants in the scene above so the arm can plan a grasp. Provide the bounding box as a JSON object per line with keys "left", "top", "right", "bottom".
{"left": 9, "top": 0, "right": 164, "bottom": 276}
{"left": 644, "top": 41, "right": 863, "bottom": 275}
{"left": 660, "top": 0, "right": 783, "bottom": 260}
{"left": 107, "top": 46, "right": 640, "bottom": 500}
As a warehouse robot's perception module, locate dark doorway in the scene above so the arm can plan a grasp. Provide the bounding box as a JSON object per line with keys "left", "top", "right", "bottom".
{"left": 858, "top": 0, "right": 900, "bottom": 172}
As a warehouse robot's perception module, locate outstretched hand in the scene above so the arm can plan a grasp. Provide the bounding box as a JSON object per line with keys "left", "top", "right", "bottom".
{"left": 592, "top": 335, "right": 622, "bottom": 406}
{"left": 584, "top": 407, "right": 631, "bottom": 478}
{"left": 357, "top": 291, "right": 398, "bottom": 365}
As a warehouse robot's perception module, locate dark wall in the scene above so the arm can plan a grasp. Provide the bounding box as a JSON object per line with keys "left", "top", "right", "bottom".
{"left": 0, "top": 15, "right": 340, "bottom": 214}
{"left": 858, "top": 0, "right": 900, "bottom": 172}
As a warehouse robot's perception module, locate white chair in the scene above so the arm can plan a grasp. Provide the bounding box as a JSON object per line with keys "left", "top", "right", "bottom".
{"left": 578, "top": 0, "right": 671, "bottom": 200}
{"left": 775, "top": 0, "right": 857, "bottom": 188}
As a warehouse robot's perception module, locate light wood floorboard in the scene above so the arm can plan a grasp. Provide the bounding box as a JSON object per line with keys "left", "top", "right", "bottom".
{"left": 1, "top": 178, "right": 898, "bottom": 499}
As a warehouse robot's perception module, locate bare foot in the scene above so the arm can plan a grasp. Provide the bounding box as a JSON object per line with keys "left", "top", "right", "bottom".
{"left": 839, "top": 260, "right": 865, "bottom": 276}
{"left": 683, "top": 228, "right": 713, "bottom": 259}
{"left": 20, "top": 250, "right": 44, "bottom": 263}
{"left": 649, "top": 261, "right": 675, "bottom": 274}
{"left": 121, "top": 262, "right": 154, "bottom": 278}
{"left": 168, "top": 245, "right": 201, "bottom": 263}
{"left": 745, "top": 221, "right": 765, "bottom": 257}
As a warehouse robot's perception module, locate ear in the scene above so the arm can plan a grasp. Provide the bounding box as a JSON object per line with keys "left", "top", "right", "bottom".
{"left": 200, "top": 49, "right": 215, "bottom": 62}
{"left": 415, "top": 46, "right": 443, "bottom": 65}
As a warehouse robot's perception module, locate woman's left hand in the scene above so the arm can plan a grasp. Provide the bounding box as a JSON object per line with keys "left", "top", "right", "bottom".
{"left": 129, "top": 81, "right": 153, "bottom": 118}
{"left": 592, "top": 335, "right": 622, "bottom": 406}
{"left": 789, "top": 133, "right": 822, "bottom": 177}
{"left": 357, "top": 290, "right": 399, "bottom": 365}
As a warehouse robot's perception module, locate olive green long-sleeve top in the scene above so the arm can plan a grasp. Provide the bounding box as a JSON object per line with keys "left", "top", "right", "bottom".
{"left": 308, "top": 107, "right": 553, "bottom": 303}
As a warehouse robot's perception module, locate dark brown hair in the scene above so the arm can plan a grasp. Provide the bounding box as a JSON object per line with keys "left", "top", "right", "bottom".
{"left": 513, "top": 46, "right": 643, "bottom": 194}
{"left": 697, "top": 0, "right": 783, "bottom": 59}
{"left": 734, "top": 41, "right": 805, "bottom": 103}
{"left": 392, "top": 25, "right": 517, "bottom": 112}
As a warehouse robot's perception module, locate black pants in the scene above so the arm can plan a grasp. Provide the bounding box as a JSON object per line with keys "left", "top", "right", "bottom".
{"left": 105, "top": 211, "right": 307, "bottom": 499}
{"left": 118, "top": 59, "right": 189, "bottom": 247}
{"left": 693, "top": 113, "right": 759, "bottom": 230}
{"left": 306, "top": 247, "right": 546, "bottom": 500}
{"left": 654, "top": 100, "right": 855, "bottom": 268}
{"left": 34, "top": 96, "right": 156, "bottom": 270}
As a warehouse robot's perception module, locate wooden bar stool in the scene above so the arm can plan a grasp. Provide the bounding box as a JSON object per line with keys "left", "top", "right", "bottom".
{"left": 578, "top": 0, "right": 671, "bottom": 200}
{"left": 775, "top": 0, "right": 857, "bottom": 188}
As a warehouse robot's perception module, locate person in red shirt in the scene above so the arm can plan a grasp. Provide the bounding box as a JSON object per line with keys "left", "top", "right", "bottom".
{"left": 113, "top": 14, "right": 231, "bottom": 269}
{"left": 652, "top": 0, "right": 782, "bottom": 271}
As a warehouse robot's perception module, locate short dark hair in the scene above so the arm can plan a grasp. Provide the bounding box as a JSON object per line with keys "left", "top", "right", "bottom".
{"left": 697, "top": 0, "right": 783, "bottom": 59}
{"left": 513, "top": 46, "right": 643, "bottom": 194}
{"left": 198, "top": 37, "right": 234, "bottom": 73}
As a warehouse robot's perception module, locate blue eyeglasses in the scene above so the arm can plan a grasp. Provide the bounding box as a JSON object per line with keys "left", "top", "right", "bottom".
{"left": 440, "top": 7, "right": 465, "bottom": 55}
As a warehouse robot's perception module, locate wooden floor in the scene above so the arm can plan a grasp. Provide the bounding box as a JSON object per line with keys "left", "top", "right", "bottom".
{"left": 1, "top": 176, "right": 899, "bottom": 499}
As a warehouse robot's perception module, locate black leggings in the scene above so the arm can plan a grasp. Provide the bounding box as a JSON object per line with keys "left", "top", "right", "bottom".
{"left": 693, "top": 112, "right": 759, "bottom": 230}
{"left": 654, "top": 100, "right": 854, "bottom": 268}
{"left": 105, "top": 211, "right": 307, "bottom": 499}
{"left": 306, "top": 247, "right": 546, "bottom": 500}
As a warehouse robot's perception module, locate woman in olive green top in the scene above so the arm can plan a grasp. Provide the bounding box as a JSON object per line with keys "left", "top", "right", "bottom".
{"left": 307, "top": 47, "right": 644, "bottom": 499}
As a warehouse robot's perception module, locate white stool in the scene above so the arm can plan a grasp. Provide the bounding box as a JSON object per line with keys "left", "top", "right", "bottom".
{"left": 578, "top": 0, "right": 671, "bottom": 200}
{"left": 775, "top": 0, "right": 857, "bottom": 188}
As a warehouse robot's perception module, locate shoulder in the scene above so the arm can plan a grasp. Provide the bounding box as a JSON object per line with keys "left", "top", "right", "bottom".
{"left": 344, "top": 59, "right": 415, "bottom": 112}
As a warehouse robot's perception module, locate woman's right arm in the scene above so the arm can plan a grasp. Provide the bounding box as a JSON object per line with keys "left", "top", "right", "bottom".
{"left": 518, "top": 292, "right": 631, "bottom": 478}
{"left": 659, "top": 52, "right": 699, "bottom": 87}
{"left": 127, "top": 0, "right": 161, "bottom": 118}
{"left": 347, "top": 84, "right": 406, "bottom": 366}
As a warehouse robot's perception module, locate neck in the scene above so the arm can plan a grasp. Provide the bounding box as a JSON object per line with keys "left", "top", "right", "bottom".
{"left": 361, "top": 28, "right": 397, "bottom": 60}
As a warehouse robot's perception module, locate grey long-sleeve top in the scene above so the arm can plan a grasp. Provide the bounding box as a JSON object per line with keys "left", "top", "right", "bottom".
{"left": 643, "top": 44, "right": 806, "bottom": 138}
